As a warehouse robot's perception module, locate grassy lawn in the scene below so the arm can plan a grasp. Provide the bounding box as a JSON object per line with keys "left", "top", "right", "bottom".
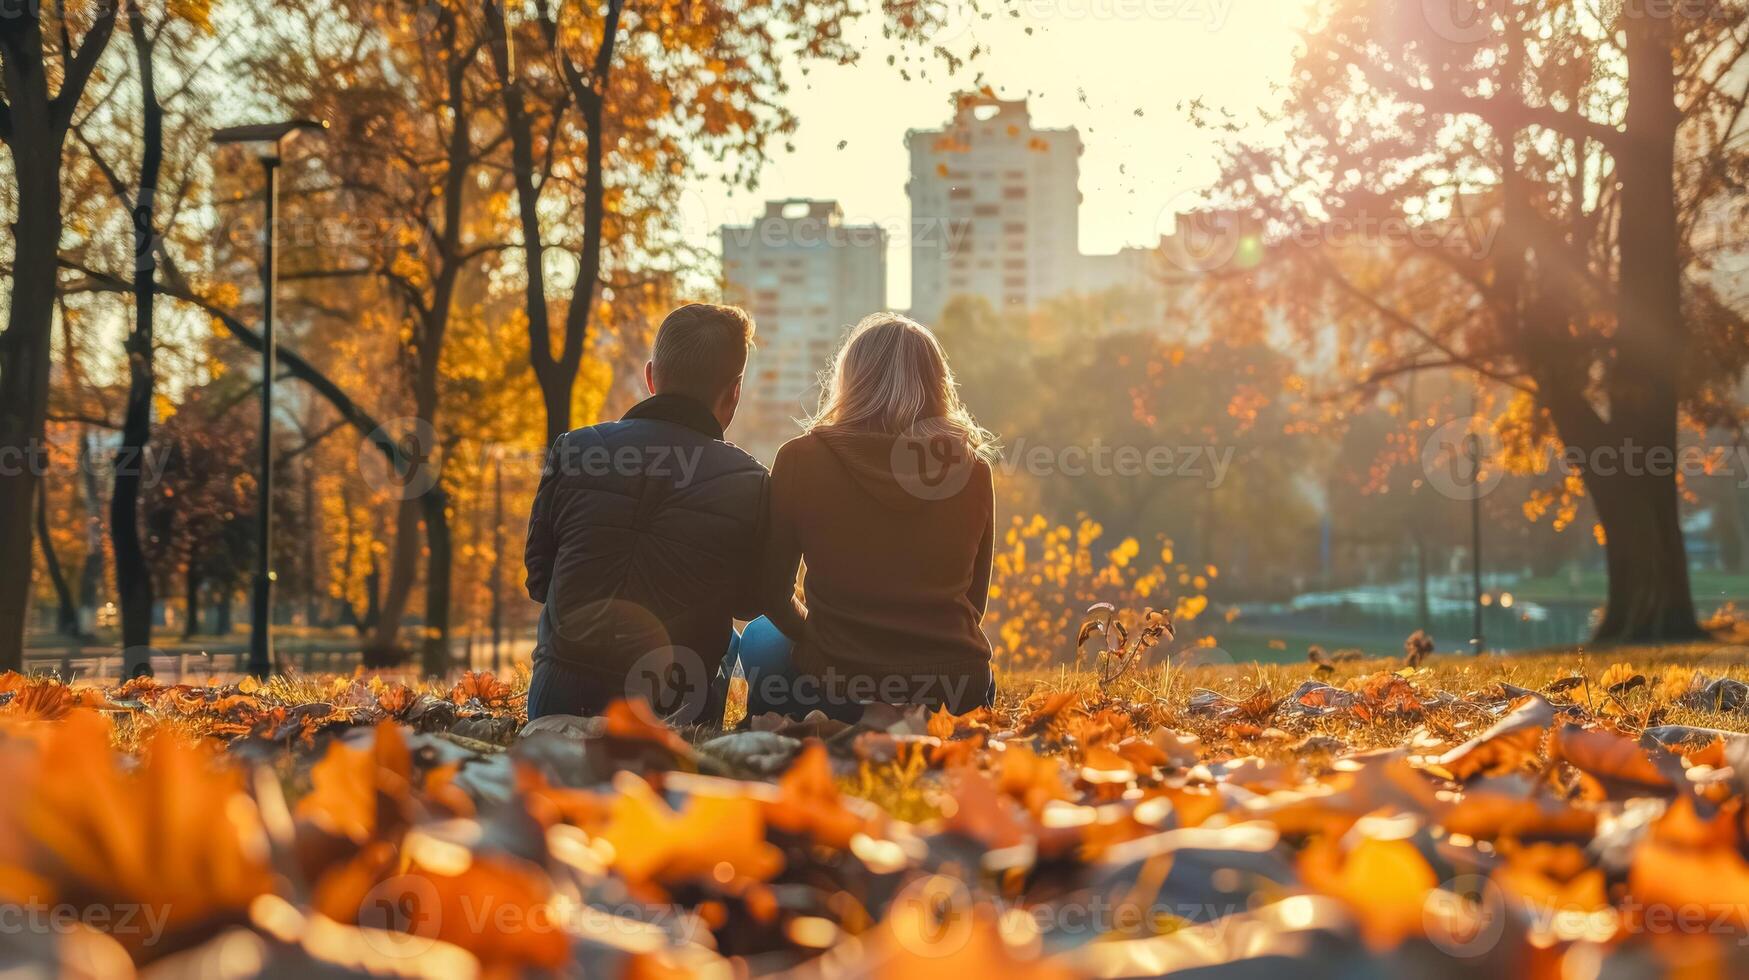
{"left": 1510, "top": 568, "right": 1749, "bottom": 604}
{"left": 981, "top": 639, "right": 1749, "bottom": 761}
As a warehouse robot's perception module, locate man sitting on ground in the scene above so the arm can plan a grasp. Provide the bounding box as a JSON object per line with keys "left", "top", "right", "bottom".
{"left": 523, "top": 303, "right": 766, "bottom": 725}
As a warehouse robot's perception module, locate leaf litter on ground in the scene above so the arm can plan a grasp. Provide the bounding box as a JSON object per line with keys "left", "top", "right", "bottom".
{"left": 5, "top": 643, "right": 1749, "bottom": 975}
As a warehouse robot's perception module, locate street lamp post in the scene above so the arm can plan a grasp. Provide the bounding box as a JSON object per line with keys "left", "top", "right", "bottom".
{"left": 490, "top": 446, "right": 505, "bottom": 674}
{"left": 1468, "top": 385, "right": 1486, "bottom": 655}
{"left": 211, "top": 119, "right": 327, "bottom": 678}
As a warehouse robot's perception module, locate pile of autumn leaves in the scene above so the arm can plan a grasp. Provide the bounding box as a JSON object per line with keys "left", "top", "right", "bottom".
{"left": 5, "top": 662, "right": 1749, "bottom": 977}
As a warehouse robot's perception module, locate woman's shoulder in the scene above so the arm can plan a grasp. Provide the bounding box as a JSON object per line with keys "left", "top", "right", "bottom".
{"left": 773, "top": 431, "right": 829, "bottom": 465}
{"left": 970, "top": 452, "right": 996, "bottom": 498}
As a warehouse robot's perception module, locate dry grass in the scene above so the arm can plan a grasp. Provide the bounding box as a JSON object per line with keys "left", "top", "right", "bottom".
{"left": 1000, "top": 641, "right": 1749, "bottom": 749}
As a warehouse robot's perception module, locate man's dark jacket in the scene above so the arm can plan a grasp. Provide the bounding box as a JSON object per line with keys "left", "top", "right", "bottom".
{"left": 524, "top": 395, "right": 768, "bottom": 712}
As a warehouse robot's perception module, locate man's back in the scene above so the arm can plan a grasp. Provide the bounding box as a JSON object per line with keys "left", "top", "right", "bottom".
{"left": 524, "top": 393, "right": 768, "bottom": 714}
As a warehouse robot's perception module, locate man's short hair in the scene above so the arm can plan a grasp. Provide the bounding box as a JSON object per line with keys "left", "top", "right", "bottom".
{"left": 650, "top": 304, "right": 756, "bottom": 402}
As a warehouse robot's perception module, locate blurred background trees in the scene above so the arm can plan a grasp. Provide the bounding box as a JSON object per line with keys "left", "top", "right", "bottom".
{"left": 1204, "top": 0, "right": 1749, "bottom": 643}
{"left": 2, "top": 0, "right": 1747, "bottom": 674}
{"left": 0, "top": 0, "right": 973, "bottom": 673}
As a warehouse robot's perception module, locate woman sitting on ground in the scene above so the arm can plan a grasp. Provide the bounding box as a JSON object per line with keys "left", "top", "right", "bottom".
{"left": 730, "top": 312, "right": 998, "bottom": 721}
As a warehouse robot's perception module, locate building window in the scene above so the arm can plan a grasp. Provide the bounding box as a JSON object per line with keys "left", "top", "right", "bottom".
{"left": 949, "top": 187, "right": 972, "bottom": 200}
{"left": 1003, "top": 222, "right": 1026, "bottom": 235}
{"left": 1003, "top": 186, "right": 1027, "bottom": 200}
{"left": 973, "top": 204, "right": 999, "bottom": 217}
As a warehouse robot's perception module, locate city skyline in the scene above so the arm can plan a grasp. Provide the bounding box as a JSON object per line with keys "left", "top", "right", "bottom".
{"left": 720, "top": 199, "right": 888, "bottom": 459}
{"left": 678, "top": 2, "right": 1310, "bottom": 309}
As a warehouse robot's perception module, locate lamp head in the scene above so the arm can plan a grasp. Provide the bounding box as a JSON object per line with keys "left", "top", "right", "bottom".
{"left": 211, "top": 119, "right": 329, "bottom": 159}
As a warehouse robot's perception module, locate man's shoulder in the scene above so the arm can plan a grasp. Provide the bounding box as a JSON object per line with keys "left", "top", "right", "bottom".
{"left": 551, "top": 420, "right": 618, "bottom": 449}
{"left": 565, "top": 419, "right": 769, "bottom": 478}
{"left": 709, "top": 438, "right": 770, "bottom": 475}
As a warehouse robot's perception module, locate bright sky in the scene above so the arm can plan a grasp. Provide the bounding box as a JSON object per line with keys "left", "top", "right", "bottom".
{"left": 678, "top": 0, "right": 1313, "bottom": 309}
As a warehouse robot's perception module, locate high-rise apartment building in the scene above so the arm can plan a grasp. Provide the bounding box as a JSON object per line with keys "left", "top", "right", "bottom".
{"left": 720, "top": 199, "right": 887, "bottom": 458}
{"left": 906, "top": 95, "right": 1083, "bottom": 323}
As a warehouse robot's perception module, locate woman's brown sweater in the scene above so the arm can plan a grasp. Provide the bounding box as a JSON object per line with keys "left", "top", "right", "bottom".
{"left": 761, "top": 427, "right": 995, "bottom": 708}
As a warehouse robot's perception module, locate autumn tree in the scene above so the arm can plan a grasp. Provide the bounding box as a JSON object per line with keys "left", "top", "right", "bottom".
{"left": 243, "top": 0, "right": 516, "bottom": 673}
{"left": 938, "top": 291, "right": 1319, "bottom": 596}
{"left": 145, "top": 382, "right": 257, "bottom": 638}
{"left": 483, "top": 0, "right": 976, "bottom": 444}
{"left": 0, "top": 0, "right": 120, "bottom": 668}
{"left": 1207, "top": 0, "right": 1749, "bottom": 642}
{"left": 99, "top": 0, "right": 216, "bottom": 671}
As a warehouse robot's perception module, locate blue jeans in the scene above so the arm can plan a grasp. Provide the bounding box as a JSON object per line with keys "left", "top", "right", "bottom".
{"left": 715, "top": 616, "right": 808, "bottom": 719}
{"left": 716, "top": 617, "right": 997, "bottom": 724}
{"left": 529, "top": 621, "right": 798, "bottom": 727}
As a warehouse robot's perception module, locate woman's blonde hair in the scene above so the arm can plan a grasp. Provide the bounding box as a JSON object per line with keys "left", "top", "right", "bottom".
{"left": 805, "top": 312, "right": 998, "bottom": 461}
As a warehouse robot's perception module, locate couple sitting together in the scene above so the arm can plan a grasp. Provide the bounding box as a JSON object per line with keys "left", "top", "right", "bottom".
{"left": 523, "top": 303, "right": 997, "bottom": 727}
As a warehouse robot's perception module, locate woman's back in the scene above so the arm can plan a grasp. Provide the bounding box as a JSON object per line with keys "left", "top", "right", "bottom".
{"left": 753, "top": 311, "right": 999, "bottom": 718}
{"left": 766, "top": 426, "right": 994, "bottom": 706}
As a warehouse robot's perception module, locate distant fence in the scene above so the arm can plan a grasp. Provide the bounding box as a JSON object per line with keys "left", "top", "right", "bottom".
{"left": 1229, "top": 599, "right": 1598, "bottom": 654}
{"left": 20, "top": 634, "right": 532, "bottom": 683}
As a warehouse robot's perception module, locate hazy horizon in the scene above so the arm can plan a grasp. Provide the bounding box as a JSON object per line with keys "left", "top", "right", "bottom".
{"left": 678, "top": 0, "right": 1311, "bottom": 309}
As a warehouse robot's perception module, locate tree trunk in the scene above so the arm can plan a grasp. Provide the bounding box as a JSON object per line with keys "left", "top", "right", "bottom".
{"left": 408, "top": 360, "right": 451, "bottom": 678}
{"left": 1708, "top": 477, "right": 1743, "bottom": 573}
{"left": 1582, "top": 9, "right": 1702, "bottom": 644}
{"left": 362, "top": 559, "right": 381, "bottom": 633}
{"left": 183, "top": 557, "right": 201, "bottom": 640}
{"left": 113, "top": 3, "right": 164, "bottom": 677}
{"left": 35, "top": 482, "right": 80, "bottom": 637}
{"left": 0, "top": 122, "right": 63, "bottom": 671}
{"left": 1735, "top": 491, "right": 1749, "bottom": 574}
{"left": 364, "top": 497, "right": 419, "bottom": 664}
{"left": 78, "top": 433, "right": 105, "bottom": 632}
{"left": 302, "top": 463, "right": 319, "bottom": 628}
{"left": 484, "top": 0, "right": 566, "bottom": 445}
{"left": 422, "top": 496, "right": 452, "bottom": 677}
{"left": 1589, "top": 467, "right": 1703, "bottom": 641}
{"left": 0, "top": 0, "right": 118, "bottom": 670}
{"left": 541, "top": 381, "right": 574, "bottom": 447}
{"left": 520, "top": 0, "right": 625, "bottom": 445}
